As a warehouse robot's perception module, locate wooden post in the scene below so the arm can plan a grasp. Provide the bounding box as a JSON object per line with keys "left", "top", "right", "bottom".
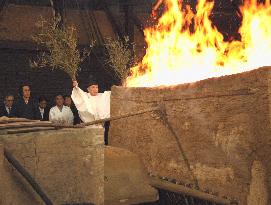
{"left": 131, "top": 12, "right": 144, "bottom": 35}
{"left": 0, "top": 143, "right": 3, "bottom": 204}
{"left": 100, "top": 0, "right": 125, "bottom": 42}
{"left": 124, "top": 4, "right": 135, "bottom": 41}
{"left": 0, "top": 143, "right": 3, "bottom": 173}
{"left": 49, "top": 0, "right": 65, "bottom": 29}
{"left": 124, "top": 3, "right": 135, "bottom": 66}
{"left": 0, "top": 0, "right": 7, "bottom": 13}
{"left": 149, "top": 177, "right": 234, "bottom": 205}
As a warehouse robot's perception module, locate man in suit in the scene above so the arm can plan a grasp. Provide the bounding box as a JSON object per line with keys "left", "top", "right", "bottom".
{"left": 0, "top": 94, "right": 16, "bottom": 117}
{"left": 14, "top": 83, "right": 40, "bottom": 120}
{"left": 38, "top": 96, "right": 49, "bottom": 121}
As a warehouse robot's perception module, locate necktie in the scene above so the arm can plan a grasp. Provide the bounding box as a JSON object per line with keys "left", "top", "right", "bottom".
{"left": 8, "top": 107, "right": 11, "bottom": 115}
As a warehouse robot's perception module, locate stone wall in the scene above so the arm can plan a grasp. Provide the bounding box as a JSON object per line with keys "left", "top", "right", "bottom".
{"left": 0, "top": 126, "right": 159, "bottom": 205}
{"left": 104, "top": 146, "right": 158, "bottom": 205}
{"left": 0, "top": 127, "right": 104, "bottom": 205}
{"left": 109, "top": 67, "right": 271, "bottom": 205}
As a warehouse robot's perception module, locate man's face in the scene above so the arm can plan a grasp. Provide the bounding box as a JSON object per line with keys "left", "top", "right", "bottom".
{"left": 55, "top": 95, "right": 64, "bottom": 107}
{"left": 22, "top": 86, "right": 31, "bottom": 98}
{"left": 64, "top": 97, "right": 72, "bottom": 107}
{"left": 39, "top": 100, "right": 47, "bottom": 109}
{"left": 87, "top": 85, "right": 99, "bottom": 96}
{"left": 4, "top": 96, "right": 14, "bottom": 108}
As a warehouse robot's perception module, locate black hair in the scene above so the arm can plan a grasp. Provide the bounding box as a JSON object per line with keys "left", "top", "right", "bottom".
{"left": 38, "top": 96, "right": 47, "bottom": 103}
{"left": 54, "top": 94, "right": 64, "bottom": 100}
{"left": 87, "top": 75, "right": 98, "bottom": 87}
{"left": 4, "top": 94, "right": 14, "bottom": 99}
{"left": 63, "top": 95, "right": 71, "bottom": 99}
{"left": 19, "top": 82, "right": 31, "bottom": 96}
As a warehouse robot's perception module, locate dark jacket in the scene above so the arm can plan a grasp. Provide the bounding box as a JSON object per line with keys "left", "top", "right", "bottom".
{"left": 14, "top": 98, "right": 40, "bottom": 120}
{"left": 70, "top": 105, "right": 81, "bottom": 125}
{"left": 0, "top": 105, "right": 16, "bottom": 118}
{"left": 38, "top": 107, "right": 50, "bottom": 121}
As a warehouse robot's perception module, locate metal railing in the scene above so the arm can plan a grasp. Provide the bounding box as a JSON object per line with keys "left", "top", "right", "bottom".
{"left": 4, "top": 148, "right": 54, "bottom": 205}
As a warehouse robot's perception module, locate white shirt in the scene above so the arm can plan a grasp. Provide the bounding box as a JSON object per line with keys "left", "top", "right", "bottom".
{"left": 49, "top": 105, "right": 74, "bottom": 125}
{"left": 5, "top": 106, "right": 11, "bottom": 114}
{"left": 71, "top": 86, "right": 111, "bottom": 123}
{"left": 39, "top": 107, "right": 44, "bottom": 119}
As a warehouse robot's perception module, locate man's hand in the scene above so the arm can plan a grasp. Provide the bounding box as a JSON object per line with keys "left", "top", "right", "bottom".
{"left": 72, "top": 80, "right": 78, "bottom": 87}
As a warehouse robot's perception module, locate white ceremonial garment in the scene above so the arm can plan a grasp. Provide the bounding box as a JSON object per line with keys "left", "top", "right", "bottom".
{"left": 71, "top": 86, "right": 111, "bottom": 123}
{"left": 49, "top": 105, "right": 74, "bottom": 125}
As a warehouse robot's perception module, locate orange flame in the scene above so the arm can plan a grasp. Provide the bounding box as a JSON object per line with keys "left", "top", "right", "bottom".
{"left": 125, "top": 0, "right": 271, "bottom": 87}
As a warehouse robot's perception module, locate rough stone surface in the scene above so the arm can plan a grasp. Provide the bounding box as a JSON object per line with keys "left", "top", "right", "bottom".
{"left": 0, "top": 127, "right": 104, "bottom": 205}
{"left": 247, "top": 160, "right": 268, "bottom": 205}
{"left": 109, "top": 67, "right": 271, "bottom": 205}
{"left": 0, "top": 128, "right": 159, "bottom": 205}
{"left": 104, "top": 146, "right": 158, "bottom": 205}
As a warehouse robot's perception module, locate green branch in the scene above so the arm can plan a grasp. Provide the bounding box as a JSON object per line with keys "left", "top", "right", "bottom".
{"left": 30, "top": 16, "right": 94, "bottom": 80}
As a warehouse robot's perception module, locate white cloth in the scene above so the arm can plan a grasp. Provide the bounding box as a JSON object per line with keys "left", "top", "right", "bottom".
{"left": 5, "top": 106, "right": 11, "bottom": 114}
{"left": 39, "top": 107, "right": 44, "bottom": 119}
{"left": 49, "top": 105, "right": 74, "bottom": 125}
{"left": 71, "top": 86, "right": 111, "bottom": 123}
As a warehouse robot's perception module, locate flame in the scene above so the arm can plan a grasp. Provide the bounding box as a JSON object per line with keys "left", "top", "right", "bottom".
{"left": 125, "top": 0, "right": 271, "bottom": 87}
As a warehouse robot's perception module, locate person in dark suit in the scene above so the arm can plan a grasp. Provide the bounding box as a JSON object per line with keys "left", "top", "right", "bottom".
{"left": 64, "top": 95, "right": 81, "bottom": 125}
{"left": 14, "top": 83, "right": 40, "bottom": 120}
{"left": 0, "top": 94, "right": 16, "bottom": 117}
{"left": 38, "top": 96, "right": 50, "bottom": 121}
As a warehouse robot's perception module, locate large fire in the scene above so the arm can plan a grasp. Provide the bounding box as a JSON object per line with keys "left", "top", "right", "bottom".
{"left": 125, "top": 0, "right": 271, "bottom": 87}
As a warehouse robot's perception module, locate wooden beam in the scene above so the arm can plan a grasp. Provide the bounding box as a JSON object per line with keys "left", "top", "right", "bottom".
{"left": 130, "top": 12, "right": 144, "bottom": 35}
{"left": 6, "top": 127, "right": 56, "bottom": 134}
{"left": 49, "top": 0, "right": 65, "bottom": 28}
{"left": 119, "top": 0, "right": 153, "bottom": 6}
{"left": 149, "top": 177, "right": 236, "bottom": 205}
{"left": 0, "top": 40, "right": 91, "bottom": 51}
{"left": 124, "top": 4, "right": 135, "bottom": 64}
{"left": 124, "top": 4, "right": 134, "bottom": 39}
{"left": 0, "top": 40, "right": 37, "bottom": 51}
{"left": 0, "top": 0, "right": 8, "bottom": 13}
{"left": 4, "top": 148, "right": 54, "bottom": 205}
{"left": 100, "top": 0, "right": 125, "bottom": 41}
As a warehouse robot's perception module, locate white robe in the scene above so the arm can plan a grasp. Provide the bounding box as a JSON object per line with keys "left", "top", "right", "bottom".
{"left": 49, "top": 105, "right": 74, "bottom": 125}
{"left": 71, "top": 86, "right": 111, "bottom": 123}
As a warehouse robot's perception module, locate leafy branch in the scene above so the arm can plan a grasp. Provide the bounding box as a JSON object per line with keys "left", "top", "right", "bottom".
{"left": 104, "top": 36, "right": 136, "bottom": 83}
{"left": 30, "top": 16, "right": 94, "bottom": 80}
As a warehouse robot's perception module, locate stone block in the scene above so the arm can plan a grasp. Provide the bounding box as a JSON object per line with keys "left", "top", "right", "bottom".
{"left": 0, "top": 127, "right": 104, "bottom": 205}
{"left": 109, "top": 66, "right": 271, "bottom": 204}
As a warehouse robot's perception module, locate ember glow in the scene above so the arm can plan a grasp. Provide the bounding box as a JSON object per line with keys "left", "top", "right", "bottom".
{"left": 125, "top": 0, "right": 271, "bottom": 87}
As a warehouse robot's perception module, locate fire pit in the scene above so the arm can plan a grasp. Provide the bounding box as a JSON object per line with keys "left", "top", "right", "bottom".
{"left": 109, "top": 66, "right": 271, "bottom": 205}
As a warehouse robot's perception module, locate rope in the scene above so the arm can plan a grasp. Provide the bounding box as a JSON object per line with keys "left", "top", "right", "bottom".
{"left": 154, "top": 104, "right": 200, "bottom": 189}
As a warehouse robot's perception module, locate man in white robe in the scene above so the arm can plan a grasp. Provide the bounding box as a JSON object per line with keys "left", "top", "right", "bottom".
{"left": 49, "top": 94, "right": 74, "bottom": 125}
{"left": 71, "top": 76, "right": 111, "bottom": 144}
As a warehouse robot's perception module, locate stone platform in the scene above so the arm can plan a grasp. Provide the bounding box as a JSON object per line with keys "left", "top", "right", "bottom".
{"left": 0, "top": 127, "right": 104, "bottom": 205}
{"left": 0, "top": 125, "right": 158, "bottom": 205}
{"left": 109, "top": 66, "right": 271, "bottom": 205}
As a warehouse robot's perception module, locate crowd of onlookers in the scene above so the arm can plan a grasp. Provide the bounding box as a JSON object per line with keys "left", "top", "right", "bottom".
{"left": 0, "top": 83, "right": 81, "bottom": 125}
